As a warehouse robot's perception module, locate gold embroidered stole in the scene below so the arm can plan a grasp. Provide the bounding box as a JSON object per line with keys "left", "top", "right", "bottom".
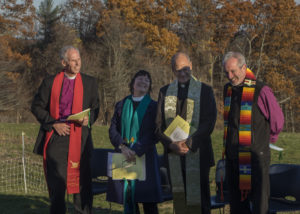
{"left": 164, "top": 76, "right": 202, "bottom": 206}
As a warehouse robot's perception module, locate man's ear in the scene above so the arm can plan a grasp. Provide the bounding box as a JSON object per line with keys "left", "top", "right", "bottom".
{"left": 61, "top": 59, "right": 67, "bottom": 67}
{"left": 190, "top": 62, "right": 193, "bottom": 71}
{"left": 241, "top": 64, "right": 247, "bottom": 76}
{"left": 242, "top": 64, "right": 247, "bottom": 73}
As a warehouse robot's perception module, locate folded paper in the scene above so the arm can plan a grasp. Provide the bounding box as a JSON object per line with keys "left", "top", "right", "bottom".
{"left": 164, "top": 115, "right": 190, "bottom": 141}
{"left": 107, "top": 152, "right": 146, "bottom": 180}
{"left": 67, "top": 108, "right": 90, "bottom": 121}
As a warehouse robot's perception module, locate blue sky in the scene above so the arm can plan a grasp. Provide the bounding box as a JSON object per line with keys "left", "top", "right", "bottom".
{"left": 33, "top": 0, "right": 299, "bottom": 9}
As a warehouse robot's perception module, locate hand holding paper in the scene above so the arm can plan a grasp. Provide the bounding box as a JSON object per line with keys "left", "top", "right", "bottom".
{"left": 67, "top": 108, "right": 90, "bottom": 121}
{"left": 66, "top": 108, "right": 90, "bottom": 126}
{"left": 75, "top": 115, "right": 89, "bottom": 126}
{"left": 120, "top": 145, "right": 136, "bottom": 162}
{"left": 107, "top": 152, "right": 146, "bottom": 180}
{"left": 164, "top": 115, "right": 191, "bottom": 155}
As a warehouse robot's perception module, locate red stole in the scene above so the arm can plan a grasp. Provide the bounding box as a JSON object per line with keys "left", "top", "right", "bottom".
{"left": 43, "top": 71, "right": 83, "bottom": 194}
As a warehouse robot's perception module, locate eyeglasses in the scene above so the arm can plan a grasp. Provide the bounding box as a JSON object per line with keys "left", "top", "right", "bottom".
{"left": 175, "top": 66, "right": 191, "bottom": 74}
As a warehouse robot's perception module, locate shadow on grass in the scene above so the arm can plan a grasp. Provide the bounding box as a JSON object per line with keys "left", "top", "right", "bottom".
{"left": 67, "top": 205, "right": 122, "bottom": 214}
{"left": 0, "top": 194, "right": 122, "bottom": 214}
{"left": 0, "top": 194, "right": 49, "bottom": 214}
{"left": 90, "top": 207, "right": 122, "bottom": 214}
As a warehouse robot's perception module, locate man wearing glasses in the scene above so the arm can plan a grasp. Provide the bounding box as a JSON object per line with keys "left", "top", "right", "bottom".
{"left": 156, "top": 52, "right": 217, "bottom": 213}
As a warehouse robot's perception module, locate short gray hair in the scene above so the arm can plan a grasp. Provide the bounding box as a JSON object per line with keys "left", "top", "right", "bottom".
{"left": 171, "top": 52, "right": 191, "bottom": 71}
{"left": 60, "top": 46, "right": 80, "bottom": 62}
{"left": 222, "top": 51, "right": 246, "bottom": 68}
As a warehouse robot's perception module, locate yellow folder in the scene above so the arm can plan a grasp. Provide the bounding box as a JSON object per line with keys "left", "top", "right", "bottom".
{"left": 67, "top": 108, "right": 90, "bottom": 121}
{"left": 164, "top": 115, "right": 191, "bottom": 141}
{"left": 108, "top": 152, "right": 146, "bottom": 181}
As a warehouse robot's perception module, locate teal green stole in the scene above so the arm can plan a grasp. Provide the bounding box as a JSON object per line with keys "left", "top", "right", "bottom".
{"left": 121, "top": 94, "right": 151, "bottom": 214}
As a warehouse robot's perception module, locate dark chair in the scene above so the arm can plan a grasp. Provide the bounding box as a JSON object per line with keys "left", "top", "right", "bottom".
{"left": 210, "top": 159, "right": 229, "bottom": 213}
{"left": 90, "top": 148, "right": 115, "bottom": 195}
{"left": 158, "top": 155, "right": 173, "bottom": 202}
{"left": 268, "top": 164, "right": 300, "bottom": 214}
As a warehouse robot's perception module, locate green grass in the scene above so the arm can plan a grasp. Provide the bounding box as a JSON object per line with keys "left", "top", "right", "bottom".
{"left": 0, "top": 123, "right": 300, "bottom": 214}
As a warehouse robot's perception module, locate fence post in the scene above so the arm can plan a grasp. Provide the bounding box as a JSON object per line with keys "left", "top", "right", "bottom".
{"left": 22, "top": 131, "right": 28, "bottom": 194}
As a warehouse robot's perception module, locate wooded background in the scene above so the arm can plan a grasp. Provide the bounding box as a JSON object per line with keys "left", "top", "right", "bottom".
{"left": 0, "top": 0, "right": 299, "bottom": 132}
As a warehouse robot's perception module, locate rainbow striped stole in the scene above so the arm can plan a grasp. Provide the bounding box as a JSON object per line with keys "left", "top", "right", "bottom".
{"left": 223, "top": 68, "right": 256, "bottom": 201}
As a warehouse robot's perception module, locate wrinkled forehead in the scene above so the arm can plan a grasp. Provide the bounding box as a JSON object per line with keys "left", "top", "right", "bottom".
{"left": 66, "top": 48, "right": 80, "bottom": 59}
{"left": 224, "top": 57, "right": 239, "bottom": 69}
{"left": 175, "top": 55, "right": 191, "bottom": 69}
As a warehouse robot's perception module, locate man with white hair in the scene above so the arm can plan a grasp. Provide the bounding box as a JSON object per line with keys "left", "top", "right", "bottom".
{"left": 222, "top": 51, "right": 284, "bottom": 214}
{"left": 32, "top": 46, "right": 99, "bottom": 214}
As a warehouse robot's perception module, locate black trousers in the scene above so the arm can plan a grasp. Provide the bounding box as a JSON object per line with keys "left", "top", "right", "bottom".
{"left": 134, "top": 202, "right": 158, "bottom": 214}
{"left": 46, "top": 134, "right": 92, "bottom": 214}
{"left": 226, "top": 158, "right": 270, "bottom": 214}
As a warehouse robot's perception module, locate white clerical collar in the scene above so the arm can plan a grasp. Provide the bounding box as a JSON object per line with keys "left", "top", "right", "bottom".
{"left": 64, "top": 73, "right": 77, "bottom": 80}
{"left": 132, "top": 95, "right": 144, "bottom": 102}
{"left": 179, "top": 80, "right": 190, "bottom": 88}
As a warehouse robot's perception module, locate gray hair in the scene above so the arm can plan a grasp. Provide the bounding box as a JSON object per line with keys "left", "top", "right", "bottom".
{"left": 171, "top": 52, "right": 191, "bottom": 71}
{"left": 222, "top": 51, "right": 246, "bottom": 68}
{"left": 60, "top": 46, "right": 80, "bottom": 62}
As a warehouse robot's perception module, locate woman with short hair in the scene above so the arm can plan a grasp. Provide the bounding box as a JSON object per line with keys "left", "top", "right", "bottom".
{"left": 106, "top": 70, "right": 163, "bottom": 214}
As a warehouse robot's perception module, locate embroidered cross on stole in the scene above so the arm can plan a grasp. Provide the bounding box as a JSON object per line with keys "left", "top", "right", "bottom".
{"left": 223, "top": 68, "right": 256, "bottom": 201}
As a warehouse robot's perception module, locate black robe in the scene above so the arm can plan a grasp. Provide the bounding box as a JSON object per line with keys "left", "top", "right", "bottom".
{"left": 155, "top": 80, "right": 217, "bottom": 214}
{"left": 31, "top": 72, "right": 99, "bottom": 156}
{"left": 224, "top": 81, "right": 271, "bottom": 214}
{"left": 106, "top": 97, "right": 163, "bottom": 204}
{"left": 31, "top": 72, "right": 99, "bottom": 213}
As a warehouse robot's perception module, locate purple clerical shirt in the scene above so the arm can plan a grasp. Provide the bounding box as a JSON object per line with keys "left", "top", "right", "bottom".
{"left": 59, "top": 75, "right": 75, "bottom": 120}
{"left": 257, "top": 86, "right": 284, "bottom": 143}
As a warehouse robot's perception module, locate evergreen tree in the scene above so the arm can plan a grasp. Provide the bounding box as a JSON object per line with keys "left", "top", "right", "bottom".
{"left": 37, "top": 0, "right": 60, "bottom": 44}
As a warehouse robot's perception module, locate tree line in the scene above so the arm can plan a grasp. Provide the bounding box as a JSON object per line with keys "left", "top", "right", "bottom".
{"left": 0, "top": 0, "right": 299, "bottom": 131}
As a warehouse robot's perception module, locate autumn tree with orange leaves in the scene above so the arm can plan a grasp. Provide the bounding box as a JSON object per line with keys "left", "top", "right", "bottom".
{"left": 0, "top": 0, "right": 35, "bottom": 122}
{"left": 0, "top": 0, "right": 299, "bottom": 130}
{"left": 252, "top": 0, "right": 300, "bottom": 132}
{"left": 98, "top": 0, "right": 186, "bottom": 60}
{"left": 213, "top": 0, "right": 300, "bottom": 131}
